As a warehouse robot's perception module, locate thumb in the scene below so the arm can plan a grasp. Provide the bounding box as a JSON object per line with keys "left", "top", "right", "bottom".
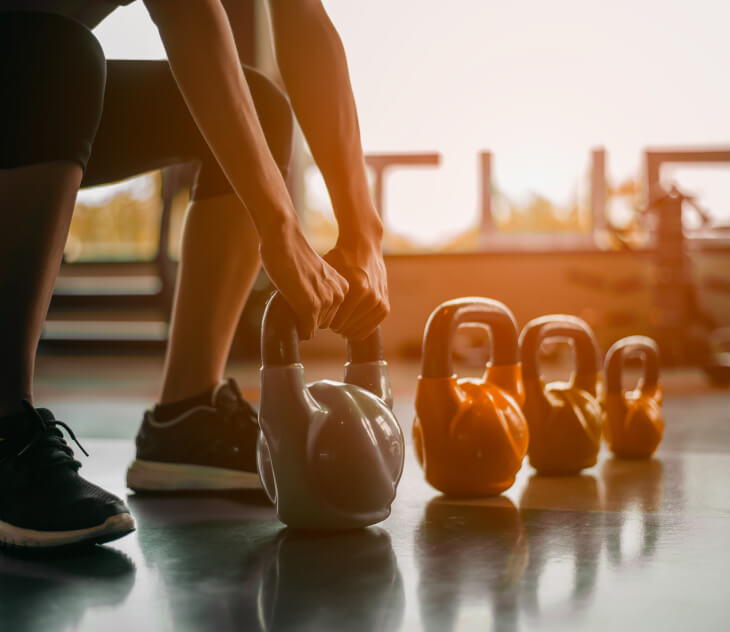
{"left": 322, "top": 248, "right": 345, "bottom": 273}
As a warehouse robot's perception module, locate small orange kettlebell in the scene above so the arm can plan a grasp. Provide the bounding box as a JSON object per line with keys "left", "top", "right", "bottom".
{"left": 604, "top": 336, "right": 664, "bottom": 459}
{"left": 519, "top": 315, "right": 603, "bottom": 475}
{"left": 413, "top": 298, "right": 529, "bottom": 497}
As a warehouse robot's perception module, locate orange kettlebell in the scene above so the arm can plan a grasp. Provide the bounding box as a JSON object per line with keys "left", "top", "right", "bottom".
{"left": 413, "top": 298, "right": 529, "bottom": 497}
{"left": 604, "top": 336, "right": 664, "bottom": 459}
{"left": 519, "top": 315, "right": 603, "bottom": 475}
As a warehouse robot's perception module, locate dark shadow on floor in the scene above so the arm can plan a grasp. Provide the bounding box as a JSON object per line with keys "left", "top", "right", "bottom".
{"left": 0, "top": 544, "right": 136, "bottom": 632}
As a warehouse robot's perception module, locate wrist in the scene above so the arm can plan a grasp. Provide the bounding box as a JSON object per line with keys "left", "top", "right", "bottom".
{"left": 336, "top": 215, "right": 384, "bottom": 252}
{"left": 334, "top": 195, "right": 384, "bottom": 248}
{"left": 256, "top": 203, "right": 301, "bottom": 247}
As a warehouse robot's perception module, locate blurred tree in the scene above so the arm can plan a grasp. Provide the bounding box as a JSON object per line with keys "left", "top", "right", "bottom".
{"left": 65, "top": 171, "right": 163, "bottom": 262}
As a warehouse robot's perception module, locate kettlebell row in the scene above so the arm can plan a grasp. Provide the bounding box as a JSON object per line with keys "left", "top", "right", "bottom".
{"left": 414, "top": 297, "right": 665, "bottom": 497}
{"left": 255, "top": 292, "right": 665, "bottom": 531}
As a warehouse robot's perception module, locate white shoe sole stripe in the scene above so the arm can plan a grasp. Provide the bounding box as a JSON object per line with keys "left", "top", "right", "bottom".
{"left": 0, "top": 513, "right": 135, "bottom": 548}
{"left": 126, "top": 459, "right": 262, "bottom": 491}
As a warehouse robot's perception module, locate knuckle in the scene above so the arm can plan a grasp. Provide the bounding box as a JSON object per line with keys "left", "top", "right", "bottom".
{"left": 366, "top": 293, "right": 381, "bottom": 310}
{"left": 351, "top": 277, "right": 368, "bottom": 293}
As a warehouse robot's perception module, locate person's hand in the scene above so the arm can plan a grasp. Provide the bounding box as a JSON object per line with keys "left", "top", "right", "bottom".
{"left": 324, "top": 235, "right": 389, "bottom": 341}
{"left": 260, "top": 222, "right": 348, "bottom": 340}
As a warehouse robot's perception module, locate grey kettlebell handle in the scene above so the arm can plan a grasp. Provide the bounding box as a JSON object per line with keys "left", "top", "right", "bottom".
{"left": 421, "top": 297, "right": 519, "bottom": 378}
{"left": 605, "top": 335, "right": 659, "bottom": 395}
{"left": 348, "top": 329, "right": 384, "bottom": 363}
{"left": 519, "top": 315, "right": 600, "bottom": 382}
{"left": 261, "top": 292, "right": 301, "bottom": 366}
{"left": 261, "top": 291, "right": 384, "bottom": 366}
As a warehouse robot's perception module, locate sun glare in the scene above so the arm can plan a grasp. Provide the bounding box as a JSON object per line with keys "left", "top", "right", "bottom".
{"left": 94, "top": 1, "right": 730, "bottom": 247}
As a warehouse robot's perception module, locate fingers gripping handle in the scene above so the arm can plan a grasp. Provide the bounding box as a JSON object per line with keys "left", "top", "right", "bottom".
{"left": 605, "top": 335, "right": 660, "bottom": 395}
{"left": 421, "top": 297, "right": 519, "bottom": 378}
{"left": 262, "top": 292, "right": 390, "bottom": 403}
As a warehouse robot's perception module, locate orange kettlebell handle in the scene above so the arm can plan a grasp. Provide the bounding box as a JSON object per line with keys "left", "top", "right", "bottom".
{"left": 420, "top": 297, "right": 520, "bottom": 378}
{"left": 605, "top": 335, "right": 660, "bottom": 396}
{"left": 519, "top": 315, "right": 600, "bottom": 395}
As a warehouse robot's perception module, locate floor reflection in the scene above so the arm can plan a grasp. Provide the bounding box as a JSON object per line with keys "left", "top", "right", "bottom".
{"left": 600, "top": 458, "right": 665, "bottom": 569}
{"left": 519, "top": 474, "right": 603, "bottom": 621}
{"left": 514, "top": 457, "right": 669, "bottom": 625}
{"left": 414, "top": 497, "right": 527, "bottom": 632}
{"left": 259, "top": 528, "right": 404, "bottom": 631}
{"left": 129, "top": 493, "right": 279, "bottom": 631}
{"left": 128, "top": 493, "right": 403, "bottom": 632}
{"left": 0, "top": 545, "right": 135, "bottom": 632}
{"left": 600, "top": 458, "right": 665, "bottom": 513}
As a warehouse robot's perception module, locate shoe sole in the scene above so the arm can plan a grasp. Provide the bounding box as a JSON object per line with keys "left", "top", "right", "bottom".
{"left": 0, "top": 513, "right": 135, "bottom": 549}
{"left": 126, "top": 459, "right": 263, "bottom": 492}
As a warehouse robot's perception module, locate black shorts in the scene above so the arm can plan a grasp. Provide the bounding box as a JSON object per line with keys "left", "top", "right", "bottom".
{"left": 0, "top": 10, "right": 293, "bottom": 200}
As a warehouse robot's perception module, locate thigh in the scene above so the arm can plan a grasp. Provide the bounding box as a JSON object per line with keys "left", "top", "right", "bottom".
{"left": 83, "top": 61, "right": 293, "bottom": 196}
{"left": 81, "top": 59, "right": 205, "bottom": 188}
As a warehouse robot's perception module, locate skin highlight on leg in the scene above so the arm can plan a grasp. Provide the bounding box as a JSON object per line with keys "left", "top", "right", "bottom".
{"left": 0, "top": 162, "right": 82, "bottom": 416}
{"left": 159, "top": 193, "right": 261, "bottom": 405}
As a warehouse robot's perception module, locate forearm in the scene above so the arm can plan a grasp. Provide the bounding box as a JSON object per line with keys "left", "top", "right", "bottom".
{"left": 144, "top": 0, "right": 296, "bottom": 240}
{"left": 268, "top": 0, "right": 382, "bottom": 244}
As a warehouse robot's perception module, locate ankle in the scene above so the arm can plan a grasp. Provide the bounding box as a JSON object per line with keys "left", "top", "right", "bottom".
{"left": 159, "top": 375, "right": 220, "bottom": 408}
{"left": 0, "top": 396, "right": 31, "bottom": 418}
{"left": 154, "top": 386, "right": 217, "bottom": 422}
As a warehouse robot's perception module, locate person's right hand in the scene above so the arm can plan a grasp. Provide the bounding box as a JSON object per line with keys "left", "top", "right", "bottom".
{"left": 259, "top": 221, "right": 349, "bottom": 340}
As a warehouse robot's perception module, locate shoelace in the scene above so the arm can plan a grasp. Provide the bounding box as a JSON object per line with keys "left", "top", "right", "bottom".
{"left": 12, "top": 401, "right": 89, "bottom": 471}
{"left": 217, "top": 380, "right": 259, "bottom": 438}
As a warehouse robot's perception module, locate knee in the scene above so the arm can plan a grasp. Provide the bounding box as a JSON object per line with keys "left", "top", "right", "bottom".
{"left": 243, "top": 67, "right": 294, "bottom": 177}
{"left": 50, "top": 16, "right": 107, "bottom": 166}
{"left": 0, "top": 12, "right": 106, "bottom": 170}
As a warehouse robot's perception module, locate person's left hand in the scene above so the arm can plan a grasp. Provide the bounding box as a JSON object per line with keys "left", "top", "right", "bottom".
{"left": 324, "top": 237, "right": 389, "bottom": 341}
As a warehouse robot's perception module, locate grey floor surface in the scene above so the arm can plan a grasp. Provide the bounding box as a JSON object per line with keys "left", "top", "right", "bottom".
{"left": 1, "top": 358, "right": 729, "bottom": 631}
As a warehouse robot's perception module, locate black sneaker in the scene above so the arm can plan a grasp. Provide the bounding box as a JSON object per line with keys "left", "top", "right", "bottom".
{"left": 126, "top": 379, "right": 262, "bottom": 492}
{"left": 0, "top": 402, "right": 135, "bottom": 548}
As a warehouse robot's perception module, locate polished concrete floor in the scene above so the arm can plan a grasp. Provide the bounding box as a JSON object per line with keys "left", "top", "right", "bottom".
{"left": 1, "top": 357, "right": 730, "bottom": 631}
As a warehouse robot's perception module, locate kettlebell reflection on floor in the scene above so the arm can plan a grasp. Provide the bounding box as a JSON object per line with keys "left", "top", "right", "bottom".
{"left": 600, "top": 458, "right": 665, "bottom": 568}
{"left": 258, "top": 528, "right": 404, "bottom": 632}
{"left": 518, "top": 474, "right": 603, "bottom": 619}
{"left": 516, "top": 458, "right": 667, "bottom": 621}
{"left": 414, "top": 497, "right": 527, "bottom": 632}
{"left": 128, "top": 493, "right": 403, "bottom": 632}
